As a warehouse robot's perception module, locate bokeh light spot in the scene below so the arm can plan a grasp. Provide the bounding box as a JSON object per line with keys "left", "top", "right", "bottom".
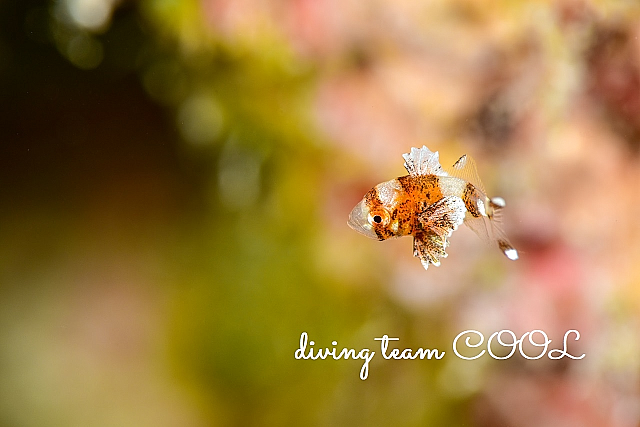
{"left": 177, "top": 94, "right": 224, "bottom": 146}
{"left": 65, "top": 0, "right": 113, "bottom": 31}
{"left": 66, "top": 33, "right": 103, "bottom": 70}
{"left": 218, "top": 144, "right": 261, "bottom": 210}
{"left": 142, "top": 60, "right": 189, "bottom": 105}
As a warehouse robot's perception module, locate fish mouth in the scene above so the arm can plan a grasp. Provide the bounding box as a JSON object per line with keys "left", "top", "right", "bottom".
{"left": 347, "top": 200, "right": 378, "bottom": 240}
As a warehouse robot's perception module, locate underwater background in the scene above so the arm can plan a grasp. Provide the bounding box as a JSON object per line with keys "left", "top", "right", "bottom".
{"left": 1, "top": 0, "right": 640, "bottom": 426}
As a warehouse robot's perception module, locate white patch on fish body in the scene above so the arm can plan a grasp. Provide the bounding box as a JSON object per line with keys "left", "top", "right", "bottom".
{"left": 375, "top": 179, "right": 403, "bottom": 207}
{"left": 438, "top": 176, "right": 467, "bottom": 198}
{"left": 477, "top": 198, "right": 487, "bottom": 216}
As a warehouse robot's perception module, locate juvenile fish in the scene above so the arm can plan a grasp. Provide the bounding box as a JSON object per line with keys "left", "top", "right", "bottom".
{"left": 348, "top": 146, "right": 518, "bottom": 269}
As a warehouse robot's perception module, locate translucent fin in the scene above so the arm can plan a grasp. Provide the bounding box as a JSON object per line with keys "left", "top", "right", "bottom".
{"left": 446, "top": 154, "right": 486, "bottom": 196}
{"left": 448, "top": 154, "right": 519, "bottom": 261}
{"left": 463, "top": 214, "right": 490, "bottom": 243}
{"left": 486, "top": 201, "right": 519, "bottom": 260}
{"left": 402, "top": 146, "right": 448, "bottom": 177}
{"left": 463, "top": 205, "right": 519, "bottom": 261}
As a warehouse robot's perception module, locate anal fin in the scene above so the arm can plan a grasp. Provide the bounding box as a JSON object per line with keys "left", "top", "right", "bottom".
{"left": 413, "top": 233, "right": 449, "bottom": 269}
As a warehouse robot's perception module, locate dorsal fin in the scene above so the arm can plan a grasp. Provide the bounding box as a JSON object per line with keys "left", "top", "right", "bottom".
{"left": 446, "top": 154, "right": 486, "bottom": 195}
{"left": 402, "top": 146, "right": 448, "bottom": 177}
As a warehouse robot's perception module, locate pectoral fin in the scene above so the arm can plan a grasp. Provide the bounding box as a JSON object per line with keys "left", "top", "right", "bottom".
{"left": 413, "top": 196, "right": 466, "bottom": 269}
{"left": 417, "top": 196, "right": 466, "bottom": 238}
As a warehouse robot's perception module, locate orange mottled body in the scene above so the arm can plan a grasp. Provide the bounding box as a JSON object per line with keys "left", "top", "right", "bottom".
{"left": 365, "top": 175, "right": 442, "bottom": 240}
{"left": 362, "top": 175, "right": 444, "bottom": 240}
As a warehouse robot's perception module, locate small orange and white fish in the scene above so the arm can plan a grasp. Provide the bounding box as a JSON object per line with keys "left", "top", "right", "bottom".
{"left": 348, "top": 146, "right": 518, "bottom": 270}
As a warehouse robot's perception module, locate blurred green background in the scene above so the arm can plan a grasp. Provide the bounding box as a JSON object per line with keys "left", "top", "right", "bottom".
{"left": 1, "top": 0, "right": 640, "bottom": 426}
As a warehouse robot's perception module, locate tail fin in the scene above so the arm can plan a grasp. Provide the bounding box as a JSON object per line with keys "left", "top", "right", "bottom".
{"left": 486, "top": 197, "right": 518, "bottom": 260}
{"left": 463, "top": 195, "right": 519, "bottom": 261}
{"left": 447, "top": 155, "right": 519, "bottom": 261}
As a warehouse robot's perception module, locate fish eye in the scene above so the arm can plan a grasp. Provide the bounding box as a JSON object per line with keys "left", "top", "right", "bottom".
{"left": 368, "top": 210, "right": 390, "bottom": 226}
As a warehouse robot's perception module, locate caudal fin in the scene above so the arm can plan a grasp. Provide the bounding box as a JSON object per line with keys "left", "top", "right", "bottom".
{"left": 487, "top": 197, "right": 518, "bottom": 260}
{"left": 447, "top": 153, "right": 519, "bottom": 261}
{"left": 463, "top": 196, "right": 518, "bottom": 260}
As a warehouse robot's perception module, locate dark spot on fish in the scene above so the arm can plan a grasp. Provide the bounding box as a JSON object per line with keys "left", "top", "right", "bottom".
{"left": 497, "top": 239, "right": 514, "bottom": 252}
{"left": 398, "top": 176, "right": 414, "bottom": 193}
{"left": 452, "top": 155, "right": 467, "bottom": 169}
{"left": 463, "top": 183, "right": 481, "bottom": 218}
{"left": 374, "top": 225, "right": 393, "bottom": 241}
{"left": 364, "top": 188, "right": 381, "bottom": 207}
